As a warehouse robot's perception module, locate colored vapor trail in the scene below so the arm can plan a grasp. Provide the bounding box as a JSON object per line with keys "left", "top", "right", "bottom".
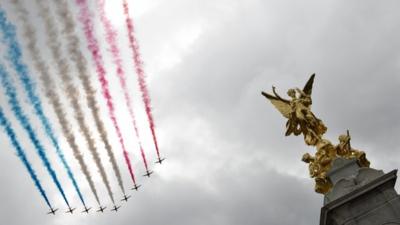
{"left": 0, "top": 8, "right": 70, "bottom": 208}
{"left": 76, "top": 0, "right": 138, "bottom": 187}
{"left": 55, "top": 0, "right": 116, "bottom": 203}
{"left": 12, "top": 0, "right": 87, "bottom": 207}
{"left": 122, "top": 0, "right": 162, "bottom": 161}
{"left": 55, "top": 0, "right": 125, "bottom": 196}
{"left": 97, "top": 0, "right": 149, "bottom": 172}
{"left": 34, "top": 0, "right": 101, "bottom": 205}
{"left": 0, "top": 104, "right": 52, "bottom": 209}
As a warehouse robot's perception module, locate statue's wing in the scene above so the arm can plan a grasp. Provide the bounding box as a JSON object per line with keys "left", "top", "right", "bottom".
{"left": 261, "top": 91, "right": 291, "bottom": 118}
{"left": 303, "top": 74, "right": 315, "bottom": 96}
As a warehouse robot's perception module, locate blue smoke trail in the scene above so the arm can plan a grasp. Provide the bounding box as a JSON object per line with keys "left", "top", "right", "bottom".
{"left": 0, "top": 106, "right": 52, "bottom": 209}
{"left": 0, "top": 45, "right": 71, "bottom": 208}
{"left": 0, "top": 8, "right": 83, "bottom": 206}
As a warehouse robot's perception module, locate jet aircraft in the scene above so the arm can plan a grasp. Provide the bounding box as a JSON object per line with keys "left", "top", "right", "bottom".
{"left": 111, "top": 205, "right": 121, "bottom": 212}
{"left": 47, "top": 208, "right": 58, "bottom": 215}
{"left": 155, "top": 157, "right": 166, "bottom": 164}
{"left": 97, "top": 206, "right": 107, "bottom": 213}
{"left": 65, "top": 206, "right": 76, "bottom": 214}
{"left": 131, "top": 184, "right": 141, "bottom": 191}
{"left": 143, "top": 170, "right": 153, "bottom": 178}
{"left": 121, "top": 194, "right": 131, "bottom": 202}
{"left": 81, "top": 206, "right": 91, "bottom": 214}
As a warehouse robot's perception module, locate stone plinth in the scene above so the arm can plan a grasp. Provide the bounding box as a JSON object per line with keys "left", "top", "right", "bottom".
{"left": 320, "top": 158, "right": 400, "bottom": 225}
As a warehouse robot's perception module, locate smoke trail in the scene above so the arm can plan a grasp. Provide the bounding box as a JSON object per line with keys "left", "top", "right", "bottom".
{"left": 0, "top": 22, "right": 70, "bottom": 208}
{"left": 0, "top": 105, "right": 52, "bottom": 209}
{"left": 123, "top": 0, "right": 161, "bottom": 160}
{"left": 10, "top": 0, "right": 87, "bottom": 207}
{"left": 97, "top": 0, "right": 149, "bottom": 172}
{"left": 75, "top": 0, "right": 138, "bottom": 186}
{"left": 32, "top": 0, "right": 101, "bottom": 206}
{"left": 53, "top": 0, "right": 119, "bottom": 202}
{"left": 55, "top": 1, "right": 117, "bottom": 202}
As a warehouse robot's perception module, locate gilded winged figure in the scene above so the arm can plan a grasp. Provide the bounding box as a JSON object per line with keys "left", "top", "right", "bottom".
{"left": 261, "top": 74, "right": 327, "bottom": 146}
{"left": 261, "top": 74, "right": 370, "bottom": 194}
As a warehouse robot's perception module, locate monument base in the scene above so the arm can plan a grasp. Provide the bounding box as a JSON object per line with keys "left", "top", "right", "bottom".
{"left": 320, "top": 158, "right": 400, "bottom": 225}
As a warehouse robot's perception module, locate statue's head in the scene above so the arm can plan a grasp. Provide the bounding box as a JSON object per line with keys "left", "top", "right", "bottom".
{"left": 287, "top": 89, "right": 296, "bottom": 98}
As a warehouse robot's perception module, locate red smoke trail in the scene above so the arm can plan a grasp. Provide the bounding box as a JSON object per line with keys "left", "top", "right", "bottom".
{"left": 123, "top": 0, "right": 161, "bottom": 160}
{"left": 76, "top": 0, "right": 138, "bottom": 185}
{"left": 97, "top": 0, "right": 149, "bottom": 172}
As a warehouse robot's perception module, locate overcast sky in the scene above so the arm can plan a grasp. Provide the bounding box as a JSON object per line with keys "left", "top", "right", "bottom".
{"left": 0, "top": 0, "right": 400, "bottom": 225}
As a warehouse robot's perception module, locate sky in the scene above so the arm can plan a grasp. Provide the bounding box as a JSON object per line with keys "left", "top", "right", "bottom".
{"left": 0, "top": 0, "right": 400, "bottom": 225}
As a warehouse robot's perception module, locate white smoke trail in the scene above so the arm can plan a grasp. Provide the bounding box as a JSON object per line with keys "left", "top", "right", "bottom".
{"left": 53, "top": 0, "right": 123, "bottom": 203}
{"left": 33, "top": 0, "right": 103, "bottom": 205}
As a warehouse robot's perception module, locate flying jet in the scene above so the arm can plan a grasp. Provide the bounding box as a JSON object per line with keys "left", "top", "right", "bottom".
{"left": 97, "top": 206, "right": 107, "bottom": 213}
{"left": 47, "top": 207, "right": 58, "bottom": 215}
{"left": 131, "top": 184, "right": 141, "bottom": 191}
{"left": 81, "top": 206, "right": 91, "bottom": 214}
{"left": 111, "top": 205, "right": 121, "bottom": 212}
{"left": 121, "top": 194, "right": 131, "bottom": 202}
{"left": 155, "top": 157, "right": 166, "bottom": 164}
{"left": 143, "top": 170, "right": 153, "bottom": 178}
{"left": 65, "top": 206, "right": 76, "bottom": 214}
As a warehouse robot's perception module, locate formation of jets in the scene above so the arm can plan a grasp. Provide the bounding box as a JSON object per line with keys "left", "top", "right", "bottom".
{"left": 46, "top": 156, "right": 166, "bottom": 215}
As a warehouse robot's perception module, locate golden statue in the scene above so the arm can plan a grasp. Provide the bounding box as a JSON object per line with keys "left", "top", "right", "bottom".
{"left": 335, "top": 131, "right": 370, "bottom": 168}
{"left": 262, "top": 74, "right": 327, "bottom": 146}
{"left": 262, "top": 74, "right": 370, "bottom": 194}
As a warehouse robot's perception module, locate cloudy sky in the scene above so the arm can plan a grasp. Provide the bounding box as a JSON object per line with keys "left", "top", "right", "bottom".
{"left": 0, "top": 0, "right": 400, "bottom": 225}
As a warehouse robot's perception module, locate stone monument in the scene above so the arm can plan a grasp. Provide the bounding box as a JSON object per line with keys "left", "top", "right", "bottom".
{"left": 262, "top": 74, "right": 400, "bottom": 225}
